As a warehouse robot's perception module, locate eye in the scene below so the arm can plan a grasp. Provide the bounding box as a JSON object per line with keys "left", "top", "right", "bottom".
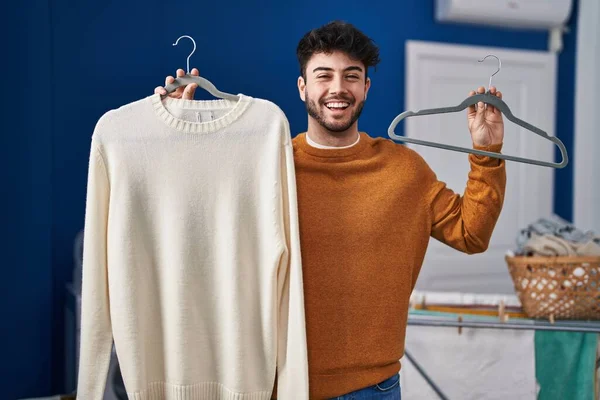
{"left": 316, "top": 74, "right": 330, "bottom": 79}
{"left": 347, "top": 74, "right": 360, "bottom": 80}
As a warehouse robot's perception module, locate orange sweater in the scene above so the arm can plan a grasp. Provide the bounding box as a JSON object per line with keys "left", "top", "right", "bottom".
{"left": 292, "top": 132, "right": 506, "bottom": 399}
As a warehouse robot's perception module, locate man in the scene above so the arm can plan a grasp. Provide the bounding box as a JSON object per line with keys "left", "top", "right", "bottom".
{"left": 155, "top": 20, "right": 506, "bottom": 400}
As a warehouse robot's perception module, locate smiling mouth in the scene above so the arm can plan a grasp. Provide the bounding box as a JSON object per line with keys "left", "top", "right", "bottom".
{"left": 324, "top": 101, "right": 350, "bottom": 110}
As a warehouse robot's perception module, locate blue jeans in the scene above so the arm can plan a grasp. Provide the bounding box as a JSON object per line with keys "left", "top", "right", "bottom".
{"left": 330, "top": 374, "right": 401, "bottom": 399}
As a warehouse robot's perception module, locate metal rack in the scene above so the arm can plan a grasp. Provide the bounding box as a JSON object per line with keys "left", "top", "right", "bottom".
{"left": 404, "top": 313, "right": 600, "bottom": 400}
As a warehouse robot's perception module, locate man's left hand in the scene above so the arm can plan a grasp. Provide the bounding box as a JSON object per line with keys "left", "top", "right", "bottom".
{"left": 467, "top": 86, "right": 504, "bottom": 147}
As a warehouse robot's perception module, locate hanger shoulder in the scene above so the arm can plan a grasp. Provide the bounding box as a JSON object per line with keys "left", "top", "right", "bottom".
{"left": 164, "top": 75, "right": 211, "bottom": 92}
{"left": 162, "top": 74, "right": 239, "bottom": 102}
{"left": 459, "top": 93, "right": 511, "bottom": 115}
{"left": 470, "top": 95, "right": 568, "bottom": 167}
{"left": 388, "top": 93, "right": 504, "bottom": 131}
{"left": 387, "top": 92, "right": 569, "bottom": 169}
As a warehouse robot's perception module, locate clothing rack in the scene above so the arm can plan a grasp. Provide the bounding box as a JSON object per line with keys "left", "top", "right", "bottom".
{"left": 404, "top": 314, "right": 600, "bottom": 400}
{"left": 408, "top": 315, "right": 600, "bottom": 333}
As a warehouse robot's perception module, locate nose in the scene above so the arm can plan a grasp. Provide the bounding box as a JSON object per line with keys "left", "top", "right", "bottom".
{"left": 329, "top": 75, "right": 348, "bottom": 96}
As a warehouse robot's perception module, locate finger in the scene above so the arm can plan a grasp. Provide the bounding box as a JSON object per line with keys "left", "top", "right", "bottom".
{"left": 492, "top": 91, "right": 503, "bottom": 115}
{"left": 186, "top": 69, "right": 199, "bottom": 99}
{"left": 182, "top": 83, "right": 198, "bottom": 100}
{"left": 476, "top": 89, "right": 486, "bottom": 116}
{"left": 476, "top": 86, "right": 488, "bottom": 112}
{"left": 160, "top": 76, "right": 175, "bottom": 97}
{"left": 477, "top": 100, "right": 485, "bottom": 114}
{"left": 487, "top": 87, "right": 496, "bottom": 113}
{"left": 163, "top": 76, "right": 177, "bottom": 98}
{"left": 467, "top": 90, "right": 477, "bottom": 115}
{"left": 154, "top": 86, "right": 167, "bottom": 95}
{"left": 172, "top": 69, "right": 187, "bottom": 95}
{"left": 189, "top": 82, "right": 198, "bottom": 99}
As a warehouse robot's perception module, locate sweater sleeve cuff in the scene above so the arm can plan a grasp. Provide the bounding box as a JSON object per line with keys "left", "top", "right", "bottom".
{"left": 470, "top": 142, "right": 504, "bottom": 166}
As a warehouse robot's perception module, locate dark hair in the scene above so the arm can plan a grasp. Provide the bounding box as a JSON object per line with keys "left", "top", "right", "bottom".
{"left": 296, "top": 20, "right": 381, "bottom": 80}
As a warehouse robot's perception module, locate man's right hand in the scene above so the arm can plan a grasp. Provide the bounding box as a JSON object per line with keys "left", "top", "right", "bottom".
{"left": 154, "top": 68, "right": 200, "bottom": 100}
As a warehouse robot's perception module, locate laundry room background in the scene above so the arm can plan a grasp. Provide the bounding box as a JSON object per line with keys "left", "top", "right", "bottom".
{"left": 3, "top": 0, "right": 581, "bottom": 398}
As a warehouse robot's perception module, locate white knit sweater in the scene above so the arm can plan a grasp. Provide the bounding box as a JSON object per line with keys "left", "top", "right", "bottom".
{"left": 76, "top": 93, "right": 309, "bottom": 400}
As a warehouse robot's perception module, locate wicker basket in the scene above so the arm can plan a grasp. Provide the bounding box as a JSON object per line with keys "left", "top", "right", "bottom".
{"left": 505, "top": 255, "right": 600, "bottom": 320}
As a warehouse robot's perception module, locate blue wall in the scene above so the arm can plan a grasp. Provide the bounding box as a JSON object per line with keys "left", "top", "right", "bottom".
{"left": 3, "top": 1, "right": 54, "bottom": 398}
{"left": 4, "top": 0, "right": 577, "bottom": 398}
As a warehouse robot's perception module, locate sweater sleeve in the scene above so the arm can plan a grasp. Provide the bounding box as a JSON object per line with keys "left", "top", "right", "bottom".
{"left": 76, "top": 139, "right": 113, "bottom": 400}
{"left": 427, "top": 143, "right": 507, "bottom": 254}
{"left": 275, "top": 135, "right": 310, "bottom": 399}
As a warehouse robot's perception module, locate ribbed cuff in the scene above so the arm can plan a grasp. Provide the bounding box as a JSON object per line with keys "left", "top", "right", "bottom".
{"left": 470, "top": 142, "right": 504, "bottom": 166}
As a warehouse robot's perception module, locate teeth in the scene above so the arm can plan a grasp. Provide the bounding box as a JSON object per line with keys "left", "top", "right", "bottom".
{"left": 326, "top": 102, "right": 349, "bottom": 109}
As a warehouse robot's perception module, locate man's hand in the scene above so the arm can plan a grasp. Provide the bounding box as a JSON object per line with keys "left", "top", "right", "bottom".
{"left": 154, "top": 68, "right": 200, "bottom": 100}
{"left": 467, "top": 86, "right": 504, "bottom": 147}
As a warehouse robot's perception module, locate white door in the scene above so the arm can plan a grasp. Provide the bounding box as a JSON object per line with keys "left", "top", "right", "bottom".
{"left": 573, "top": 0, "right": 600, "bottom": 234}
{"left": 401, "top": 41, "right": 558, "bottom": 294}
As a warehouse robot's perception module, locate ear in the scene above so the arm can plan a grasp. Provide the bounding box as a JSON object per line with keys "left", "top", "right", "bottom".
{"left": 298, "top": 76, "right": 306, "bottom": 102}
{"left": 364, "top": 77, "right": 371, "bottom": 100}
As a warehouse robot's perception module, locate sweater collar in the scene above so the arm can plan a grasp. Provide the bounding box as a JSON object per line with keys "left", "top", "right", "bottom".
{"left": 306, "top": 132, "right": 360, "bottom": 149}
{"left": 150, "top": 93, "right": 251, "bottom": 134}
{"left": 295, "top": 132, "right": 371, "bottom": 159}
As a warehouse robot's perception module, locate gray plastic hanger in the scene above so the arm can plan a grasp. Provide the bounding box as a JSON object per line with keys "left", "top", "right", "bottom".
{"left": 387, "top": 55, "right": 568, "bottom": 169}
{"left": 161, "top": 35, "right": 240, "bottom": 102}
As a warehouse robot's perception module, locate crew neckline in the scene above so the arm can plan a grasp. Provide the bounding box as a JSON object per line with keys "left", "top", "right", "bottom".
{"left": 150, "top": 92, "right": 251, "bottom": 134}
{"left": 306, "top": 132, "right": 360, "bottom": 149}
{"left": 295, "top": 132, "right": 371, "bottom": 159}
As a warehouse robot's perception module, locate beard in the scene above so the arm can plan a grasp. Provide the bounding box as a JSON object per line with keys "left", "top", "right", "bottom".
{"left": 305, "top": 91, "right": 365, "bottom": 133}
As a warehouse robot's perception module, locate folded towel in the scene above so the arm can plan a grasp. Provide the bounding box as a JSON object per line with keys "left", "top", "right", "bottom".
{"left": 522, "top": 234, "right": 577, "bottom": 256}
{"left": 516, "top": 216, "right": 600, "bottom": 256}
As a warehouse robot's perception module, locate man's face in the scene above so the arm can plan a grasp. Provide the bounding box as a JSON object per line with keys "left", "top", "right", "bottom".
{"left": 298, "top": 51, "right": 371, "bottom": 133}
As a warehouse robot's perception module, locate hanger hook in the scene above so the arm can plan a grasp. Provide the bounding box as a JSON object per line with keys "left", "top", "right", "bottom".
{"left": 478, "top": 54, "right": 501, "bottom": 91}
{"left": 173, "top": 35, "right": 196, "bottom": 74}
